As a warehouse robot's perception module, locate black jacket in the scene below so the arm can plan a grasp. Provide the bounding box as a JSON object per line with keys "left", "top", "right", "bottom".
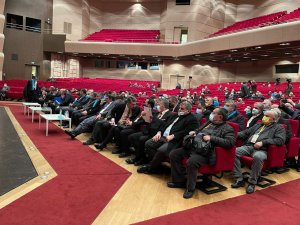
{"left": 195, "top": 121, "right": 236, "bottom": 165}
{"left": 109, "top": 102, "right": 141, "bottom": 124}
{"left": 246, "top": 113, "right": 264, "bottom": 128}
{"left": 159, "top": 112, "right": 199, "bottom": 142}
{"left": 143, "top": 110, "right": 173, "bottom": 136}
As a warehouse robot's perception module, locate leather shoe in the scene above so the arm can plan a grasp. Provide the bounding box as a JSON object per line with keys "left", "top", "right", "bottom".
{"left": 64, "top": 130, "right": 76, "bottom": 139}
{"left": 112, "top": 149, "right": 122, "bottom": 154}
{"left": 137, "top": 164, "right": 151, "bottom": 173}
{"left": 297, "top": 167, "right": 300, "bottom": 172}
{"left": 95, "top": 143, "right": 106, "bottom": 150}
{"left": 183, "top": 189, "right": 195, "bottom": 199}
{"left": 126, "top": 158, "right": 136, "bottom": 164}
{"left": 83, "top": 139, "right": 95, "bottom": 145}
{"left": 119, "top": 152, "right": 131, "bottom": 158}
{"left": 134, "top": 158, "right": 148, "bottom": 166}
{"left": 231, "top": 180, "right": 245, "bottom": 188}
{"left": 167, "top": 181, "right": 186, "bottom": 189}
{"left": 246, "top": 184, "right": 255, "bottom": 194}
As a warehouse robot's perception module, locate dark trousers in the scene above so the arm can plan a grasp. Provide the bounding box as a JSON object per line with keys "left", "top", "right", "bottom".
{"left": 170, "top": 148, "right": 208, "bottom": 191}
{"left": 119, "top": 128, "right": 139, "bottom": 153}
{"left": 129, "top": 132, "right": 151, "bottom": 160}
{"left": 145, "top": 137, "right": 179, "bottom": 169}
{"left": 91, "top": 120, "right": 112, "bottom": 143}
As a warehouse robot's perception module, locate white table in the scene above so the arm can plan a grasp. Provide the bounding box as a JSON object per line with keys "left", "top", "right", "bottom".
{"left": 29, "top": 106, "right": 52, "bottom": 123}
{"left": 22, "top": 102, "right": 41, "bottom": 115}
{"left": 39, "top": 114, "right": 71, "bottom": 136}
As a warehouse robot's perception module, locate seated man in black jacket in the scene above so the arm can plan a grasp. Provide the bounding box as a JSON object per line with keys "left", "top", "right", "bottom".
{"left": 137, "top": 101, "right": 199, "bottom": 174}
{"left": 231, "top": 109, "right": 286, "bottom": 194}
{"left": 168, "top": 108, "right": 236, "bottom": 199}
{"left": 126, "top": 98, "right": 172, "bottom": 165}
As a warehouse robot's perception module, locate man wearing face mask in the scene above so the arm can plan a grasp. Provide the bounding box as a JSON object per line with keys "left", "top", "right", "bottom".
{"left": 246, "top": 102, "right": 264, "bottom": 128}
{"left": 137, "top": 101, "right": 199, "bottom": 174}
{"left": 168, "top": 108, "right": 236, "bottom": 199}
{"left": 224, "top": 100, "right": 245, "bottom": 131}
{"left": 232, "top": 109, "right": 286, "bottom": 194}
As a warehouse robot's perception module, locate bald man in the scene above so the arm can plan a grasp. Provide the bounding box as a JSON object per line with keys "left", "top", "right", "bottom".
{"left": 231, "top": 110, "right": 286, "bottom": 194}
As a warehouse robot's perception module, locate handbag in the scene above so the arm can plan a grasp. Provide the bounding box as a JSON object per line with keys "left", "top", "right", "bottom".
{"left": 183, "top": 134, "right": 194, "bottom": 150}
{"left": 192, "top": 133, "right": 212, "bottom": 156}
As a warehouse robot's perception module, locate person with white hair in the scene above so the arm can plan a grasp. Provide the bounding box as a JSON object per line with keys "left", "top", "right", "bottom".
{"left": 232, "top": 110, "right": 286, "bottom": 194}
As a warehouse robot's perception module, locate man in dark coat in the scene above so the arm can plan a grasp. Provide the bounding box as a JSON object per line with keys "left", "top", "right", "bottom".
{"left": 137, "top": 101, "right": 199, "bottom": 174}
{"left": 168, "top": 108, "right": 236, "bottom": 199}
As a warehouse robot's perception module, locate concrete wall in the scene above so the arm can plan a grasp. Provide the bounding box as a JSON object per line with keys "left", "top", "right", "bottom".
{"left": 3, "top": 0, "right": 53, "bottom": 80}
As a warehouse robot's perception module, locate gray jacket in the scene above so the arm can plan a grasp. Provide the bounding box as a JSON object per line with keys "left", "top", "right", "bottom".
{"left": 238, "top": 123, "right": 286, "bottom": 150}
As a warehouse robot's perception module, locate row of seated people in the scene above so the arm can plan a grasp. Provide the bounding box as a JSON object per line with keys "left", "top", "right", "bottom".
{"left": 61, "top": 91, "right": 299, "bottom": 199}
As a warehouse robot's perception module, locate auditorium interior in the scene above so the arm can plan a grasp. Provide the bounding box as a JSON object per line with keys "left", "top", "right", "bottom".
{"left": 1, "top": 0, "right": 300, "bottom": 225}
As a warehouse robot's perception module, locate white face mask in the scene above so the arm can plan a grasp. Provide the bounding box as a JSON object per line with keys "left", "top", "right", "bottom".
{"left": 178, "top": 111, "right": 188, "bottom": 116}
{"left": 252, "top": 108, "right": 259, "bottom": 115}
{"left": 157, "top": 105, "right": 161, "bottom": 112}
{"left": 196, "top": 108, "right": 202, "bottom": 114}
{"left": 209, "top": 113, "right": 214, "bottom": 122}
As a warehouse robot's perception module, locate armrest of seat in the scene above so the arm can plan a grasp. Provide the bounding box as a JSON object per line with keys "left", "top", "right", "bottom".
{"left": 266, "top": 145, "right": 286, "bottom": 168}
{"left": 214, "top": 146, "right": 236, "bottom": 171}
{"left": 286, "top": 137, "right": 300, "bottom": 157}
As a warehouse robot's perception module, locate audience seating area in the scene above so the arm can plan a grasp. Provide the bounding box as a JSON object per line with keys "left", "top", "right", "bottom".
{"left": 82, "top": 29, "right": 160, "bottom": 43}
{"left": 209, "top": 11, "right": 287, "bottom": 37}
{"left": 274, "top": 8, "right": 300, "bottom": 23}
{"left": 0, "top": 78, "right": 160, "bottom": 100}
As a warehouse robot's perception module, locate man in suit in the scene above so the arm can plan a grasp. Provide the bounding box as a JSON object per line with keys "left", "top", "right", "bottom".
{"left": 111, "top": 98, "right": 155, "bottom": 157}
{"left": 65, "top": 94, "right": 116, "bottom": 139}
{"left": 126, "top": 98, "right": 173, "bottom": 165}
{"left": 137, "top": 101, "right": 199, "bottom": 174}
{"left": 94, "top": 96, "right": 140, "bottom": 150}
{"left": 71, "top": 92, "right": 102, "bottom": 125}
{"left": 240, "top": 82, "right": 250, "bottom": 98}
{"left": 246, "top": 102, "right": 264, "bottom": 128}
{"left": 24, "top": 75, "right": 40, "bottom": 102}
{"left": 168, "top": 108, "right": 236, "bottom": 199}
{"left": 84, "top": 96, "right": 137, "bottom": 146}
{"left": 231, "top": 109, "right": 286, "bottom": 194}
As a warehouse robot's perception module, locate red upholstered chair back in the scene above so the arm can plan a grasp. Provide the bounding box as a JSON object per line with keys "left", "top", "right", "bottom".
{"left": 286, "top": 119, "right": 300, "bottom": 157}
{"left": 288, "top": 119, "right": 299, "bottom": 137}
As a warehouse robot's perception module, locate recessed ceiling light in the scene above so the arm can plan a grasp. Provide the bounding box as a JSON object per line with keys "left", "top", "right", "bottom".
{"left": 243, "top": 57, "right": 250, "bottom": 59}
{"left": 280, "top": 43, "right": 290, "bottom": 46}
{"left": 152, "top": 55, "right": 158, "bottom": 58}
{"left": 285, "top": 53, "right": 292, "bottom": 55}
{"left": 174, "top": 57, "right": 179, "bottom": 60}
{"left": 251, "top": 59, "right": 258, "bottom": 61}
{"left": 230, "top": 49, "right": 238, "bottom": 52}
{"left": 195, "top": 54, "right": 201, "bottom": 57}
{"left": 243, "top": 53, "right": 250, "bottom": 56}
{"left": 119, "top": 54, "right": 125, "bottom": 57}
{"left": 235, "top": 59, "right": 240, "bottom": 62}
{"left": 262, "top": 55, "right": 269, "bottom": 57}
{"left": 104, "top": 53, "right": 109, "bottom": 56}
{"left": 212, "top": 60, "right": 217, "bottom": 62}
{"left": 210, "top": 52, "right": 216, "bottom": 55}
{"left": 255, "top": 46, "right": 262, "bottom": 49}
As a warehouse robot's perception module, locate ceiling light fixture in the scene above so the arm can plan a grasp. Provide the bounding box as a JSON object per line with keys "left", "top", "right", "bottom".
{"left": 280, "top": 43, "right": 290, "bottom": 46}
{"left": 255, "top": 46, "right": 262, "bottom": 49}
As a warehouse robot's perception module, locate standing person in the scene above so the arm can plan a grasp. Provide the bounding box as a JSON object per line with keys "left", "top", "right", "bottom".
{"left": 24, "top": 75, "right": 40, "bottom": 102}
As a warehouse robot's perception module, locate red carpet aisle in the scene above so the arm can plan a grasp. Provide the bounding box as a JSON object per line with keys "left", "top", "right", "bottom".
{"left": 133, "top": 178, "right": 300, "bottom": 225}
{"left": 0, "top": 104, "right": 131, "bottom": 225}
